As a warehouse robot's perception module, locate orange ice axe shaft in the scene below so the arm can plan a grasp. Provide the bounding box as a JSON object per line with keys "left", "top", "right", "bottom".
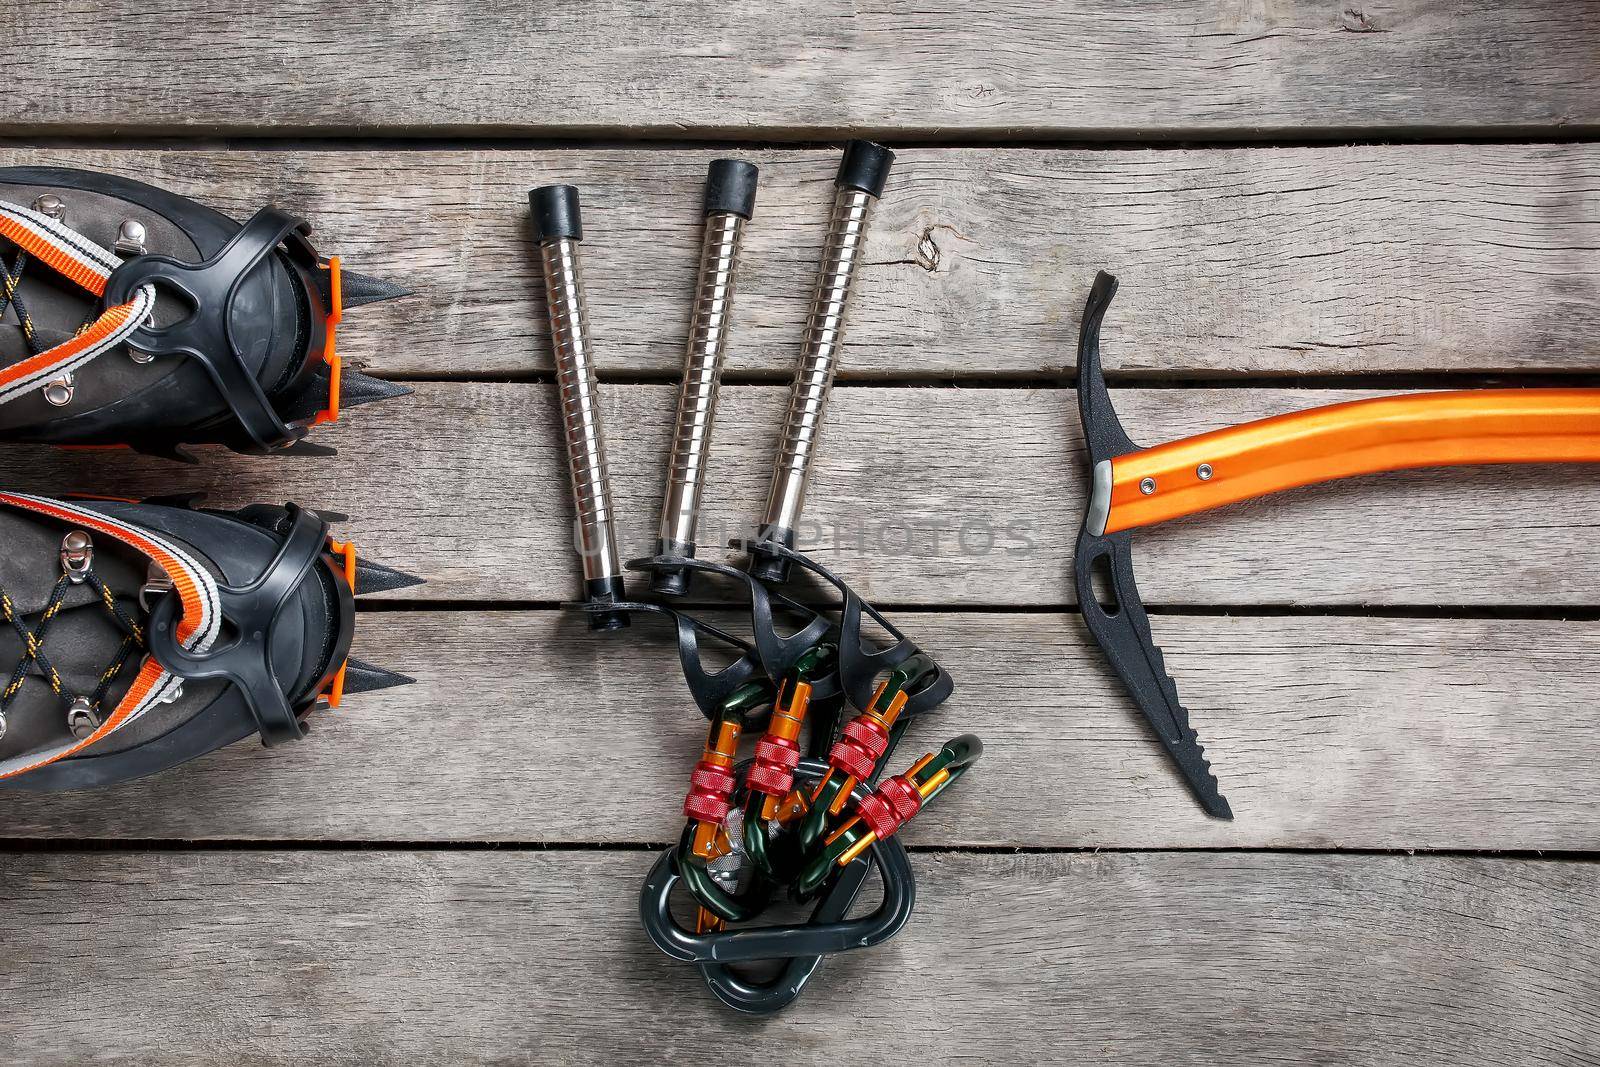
{"left": 1094, "top": 389, "right": 1600, "bottom": 536}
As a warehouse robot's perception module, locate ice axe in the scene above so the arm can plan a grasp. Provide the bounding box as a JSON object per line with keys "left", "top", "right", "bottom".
{"left": 1074, "top": 270, "right": 1600, "bottom": 820}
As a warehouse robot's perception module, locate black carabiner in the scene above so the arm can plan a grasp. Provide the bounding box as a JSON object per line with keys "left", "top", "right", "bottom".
{"left": 639, "top": 759, "right": 916, "bottom": 1011}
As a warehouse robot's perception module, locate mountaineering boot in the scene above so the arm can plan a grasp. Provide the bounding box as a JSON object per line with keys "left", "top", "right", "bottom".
{"left": 0, "top": 167, "right": 409, "bottom": 459}
{"left": 0, "top": 493, "right": 420, "bottom": 790}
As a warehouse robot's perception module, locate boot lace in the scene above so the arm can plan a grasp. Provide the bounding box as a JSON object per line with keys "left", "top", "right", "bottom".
{"left": 0, "top": 533, "right": 148, "bottom": 740}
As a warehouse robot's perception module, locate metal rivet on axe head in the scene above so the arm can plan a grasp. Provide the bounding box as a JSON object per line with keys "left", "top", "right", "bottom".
{"left": 1139, "top": 477, "right": 1157, "bottom": 495}
{"left": 1196, "top": 463, "right": 1213, "bottom": 480}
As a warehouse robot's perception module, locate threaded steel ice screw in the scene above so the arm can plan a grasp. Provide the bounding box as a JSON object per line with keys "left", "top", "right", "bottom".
{"left": 530, "top": 184, "right": 629, "bottom": 631}
{"left": 652, "top": 160, "right": 760, "bottom": 597}
{"left": 750, "top": 140, "right": 895, "bottom": 583}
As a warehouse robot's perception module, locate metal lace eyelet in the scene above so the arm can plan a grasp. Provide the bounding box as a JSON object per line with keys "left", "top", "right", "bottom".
{"left": 66, "top": 697, "right": 101, "bottom": 739}
{"left": 43, "top": 372, "right": 75, "bottom": 407}
{"left": 60, "top": 531, "right": 93, "bottom": 583}
{"left": 114, "top": 219, "right": 148, "bottom": 256}
{"left": 31, "top": 194, "right": 65, "bottom": 221}
{"left": 139, "top": 562, "right": 175, "bottom": 612}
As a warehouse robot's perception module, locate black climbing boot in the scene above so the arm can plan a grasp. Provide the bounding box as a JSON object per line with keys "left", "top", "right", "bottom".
{"left": 0, "top": 167, "right": 409, "bottom": 459}
{"left": 0, "top": 492, "right": 419, "bottom": 790}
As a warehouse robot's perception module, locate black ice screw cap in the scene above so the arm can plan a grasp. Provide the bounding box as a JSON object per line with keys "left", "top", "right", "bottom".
{"left": 835, "top": 140, "right": 895, "bottom": 198}
{"left": 704, "top": 159, "right": 759, "bottom": 219}
{"left": 530, "top": 185, "right": 583, "bottom": 243}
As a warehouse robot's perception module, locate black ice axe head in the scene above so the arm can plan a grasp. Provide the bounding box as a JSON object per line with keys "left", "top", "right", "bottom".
{"left": 1073, "top": 271, "right": 1232, "bottom": 820}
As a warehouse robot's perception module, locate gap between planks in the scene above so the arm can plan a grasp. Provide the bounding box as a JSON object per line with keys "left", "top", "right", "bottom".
{"left": 0, "top": 840, "right": 1594, "bottom": 863}
{"left": 8, "top": 132, "right": 1600, "bottom": 153}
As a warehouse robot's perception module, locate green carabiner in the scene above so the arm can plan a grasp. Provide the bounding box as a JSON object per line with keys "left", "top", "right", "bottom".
{"left": 795, "top": 653, "right": 939, "bottom": 854}
{"left": 743, "top": 642, "right": 837, "bottom": 881}
{"left": 795, "top": 733, "right": 983, "bottom": 898}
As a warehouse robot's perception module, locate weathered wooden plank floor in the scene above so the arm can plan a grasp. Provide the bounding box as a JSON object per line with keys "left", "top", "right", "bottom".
{"left": 6, "top": 2, "right": 1600, "bottom": 1063}
{"left": 4, "top": 612, "right": 1600, "bottom": 850}
{"left": 9, "top": 851, "right": 1600, "bottom": 1065}
{"left": 3, "top": 145, "right": 1593, "bottom": 379}
{"left": 7, "top": 1, "right": 1599, "bottom": 139}
{"left": 9, "top": 384, "right": 1600, "bottom": 607}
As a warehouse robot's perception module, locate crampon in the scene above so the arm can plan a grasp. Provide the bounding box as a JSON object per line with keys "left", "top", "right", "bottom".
{"left": 0, "top": 493, "right": 419, "bottom": 791}
{"left": 0, "top": 167, "right": 409, "bottom": 460}
{"left": 531, "top": 146, "right": 985, "bottom": 1013}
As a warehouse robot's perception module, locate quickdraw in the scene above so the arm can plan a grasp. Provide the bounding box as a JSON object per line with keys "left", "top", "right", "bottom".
{"left": 1073, "top": 270, "right": 1600, "bottom": 819}
{"left": 532, "top": 145, "right": 984, "bottom": 1014}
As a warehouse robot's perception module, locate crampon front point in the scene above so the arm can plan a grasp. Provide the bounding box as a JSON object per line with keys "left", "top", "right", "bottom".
{"left": 0, "top": 493, "right": 419, "bottom": 790}
{"left": 0, "top": 168, "right": 410, "bottom": 460}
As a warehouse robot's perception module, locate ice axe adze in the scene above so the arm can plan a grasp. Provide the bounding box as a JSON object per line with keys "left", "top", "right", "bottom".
{"left": 1074, "top": 270, "right": 1600, "bottom": 820}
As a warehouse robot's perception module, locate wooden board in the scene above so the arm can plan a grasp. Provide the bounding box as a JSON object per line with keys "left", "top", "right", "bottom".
{"left": 6, "top": 849, "right": 1598, "bottom": 1064}
{"left": 5, "top": 610, "right": 1599, "bottom": 851}
{"left": 7, "top": 5, "right": 1600, "bottom": 1057}
{"left": 7, "top": 2, "right": 1600, "bottom": 140}
{"left": 3, "top": 382, "right": 1597, "bottom": 606}
{"left": 3, "top": 145, "right": 1596, "bottom": 379}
